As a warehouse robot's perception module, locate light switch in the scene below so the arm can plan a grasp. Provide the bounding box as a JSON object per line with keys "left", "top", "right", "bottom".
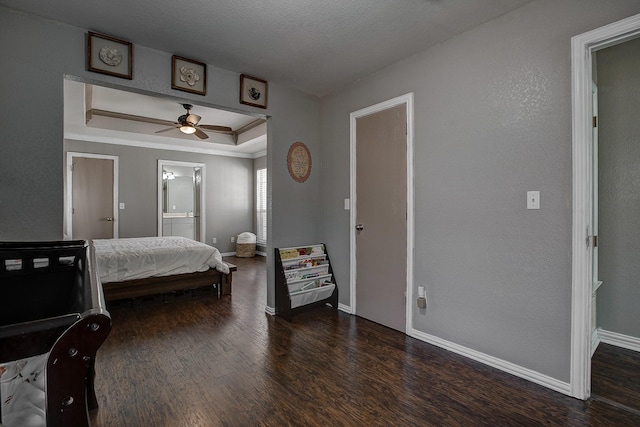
{"left": 527, "top": 191, "right": 540, "bottom": 210}
{"left": 119, "top": 203, "right": 125, "bottom": 209}
{"left": 344, "top": 198, "right": 350, "bottom": 210}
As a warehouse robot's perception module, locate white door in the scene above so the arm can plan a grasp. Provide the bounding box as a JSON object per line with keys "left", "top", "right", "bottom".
{"left": 68, "top": 155, "right": 118, "bottom": 240}
{"left": 354, "top": 103, "right": 408, "bottom": 332}
{"left": 591, "top": 81, "right": 601, "bottom": 339}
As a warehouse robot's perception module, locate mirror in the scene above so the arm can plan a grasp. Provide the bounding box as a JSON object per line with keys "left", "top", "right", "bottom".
{"left": 158, "top": 160, "right": 205, "bottom": 241}
{"left": 163, "top": 166, "right": 195, "bottom": 215}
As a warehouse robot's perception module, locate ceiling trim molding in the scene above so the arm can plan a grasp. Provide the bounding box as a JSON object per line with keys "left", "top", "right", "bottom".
{"left": 64, "top": 132, "right": 256, "bottom": 159}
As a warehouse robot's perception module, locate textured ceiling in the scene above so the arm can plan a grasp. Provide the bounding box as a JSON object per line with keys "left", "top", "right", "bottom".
{"left": 0, "top": 0, "right": 535, "bottom": 96}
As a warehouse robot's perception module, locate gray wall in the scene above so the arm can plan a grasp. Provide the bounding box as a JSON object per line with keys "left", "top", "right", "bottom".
{"left": 64, "top": 140, "right": 254, "bottom": 254}
{"left": 596, "top": 37, "right": 640, "bottom": 339}
{"left": 0, "top": 7, "right": 321, "bottom": 307}
{"left": 319, "top": 0, "right": 640, "bottom": 382}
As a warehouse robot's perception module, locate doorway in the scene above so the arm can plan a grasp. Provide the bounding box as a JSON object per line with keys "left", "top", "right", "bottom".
{"left": 350, "top": 94, "right": 414, "bottom": 333}
{"left": 571, "top": 12, "right": 640, "bottom": 400}
{"left": 157, "top": 160, "right": 205, "bottom": 242}
{"left": 65, "top": 152, "right": 119, "bottom": 240}
{"left": 589, "top": 36, "right": 640, "bottom": 412}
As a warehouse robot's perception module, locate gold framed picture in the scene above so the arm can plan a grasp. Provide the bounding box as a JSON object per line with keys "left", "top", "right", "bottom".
{"left": 87, "top": 32, "right": 133, "bottom": 79}
{"left": 172, "top": 55, "right": 207, "bottom": 96}
{"left": 240, "top": 74, "right": 268, "bottom": 109}
{"left": 287, "top": 142, "right": 312, "bottom": 183}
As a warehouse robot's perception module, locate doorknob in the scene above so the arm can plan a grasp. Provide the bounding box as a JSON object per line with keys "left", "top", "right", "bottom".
{"left": 355, "top": 224, "right": 364, "bottom": 231}
{"left": 105, "top": 217, "right": 114, "bottom": 222}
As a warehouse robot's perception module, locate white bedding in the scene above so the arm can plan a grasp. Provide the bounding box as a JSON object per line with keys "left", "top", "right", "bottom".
{"left": 93, "top": 236, "right": 229, "bottom": 284}
{"left": 0, "top": 354, "right": 47, "bottom": 427}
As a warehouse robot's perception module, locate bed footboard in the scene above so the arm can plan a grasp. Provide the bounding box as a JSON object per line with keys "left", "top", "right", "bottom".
{"left": 102, "top": 262, "right": 236, "bottom": 302}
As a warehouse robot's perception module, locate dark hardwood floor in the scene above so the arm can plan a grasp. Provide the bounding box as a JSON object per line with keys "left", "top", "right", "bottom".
{"left": 592, "top": 343, "right": 640, "bottom": 414}
{"left": 91, "top": 256, "right": 640, "bottom": 426}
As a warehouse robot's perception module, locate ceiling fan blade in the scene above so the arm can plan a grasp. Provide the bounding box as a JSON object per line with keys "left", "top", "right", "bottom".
{"left": 194, "top": 128, "right": 209, "bottom": 140}
{"left": 199, "top": 124, "right": 233, "bottom": 133}
{"left": 155, "top": 126, "right": 179, "bottom": 134}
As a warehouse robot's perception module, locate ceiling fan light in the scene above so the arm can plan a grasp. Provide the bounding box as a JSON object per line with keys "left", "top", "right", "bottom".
{"left": 179, "top": 125, "right": 197, "bottom": 134}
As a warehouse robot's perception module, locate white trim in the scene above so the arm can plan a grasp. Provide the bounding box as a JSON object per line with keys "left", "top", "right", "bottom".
{"left": 65, "top": 133, "right": 258, "bottom": 159}
{"left": 410, "top": 328, "right": 571, "bottom": 396}
{"left": 338, "top": 303, "right": 352, "bottom": 314}
{"left": 598, "top": 329, "right": 640, "bottom": 353}
{"left": 252, "top": 150, "right": 267, "bottom": 159}
{"left": 220, "top": 252, "right": 236, "bottom": 257}
{"left": 158, "top": 160, "right": 206, "bottom": 243}
{"left": 65, "top": 152, "right": 119, "bottom": 240}
{"left": 264, "top": 305, "right": 276, "bottom": 316}
{"left": 571, "top": 12, "right": 640, "bottom": 400}
{"left": 349, "top": 93, "right": 415, "bottom": 334}
{"left": 255, "top": 251, "right": 267, "bottom": 257}
{"left": 591, "top": 329, "right": 601, "bottom": 357}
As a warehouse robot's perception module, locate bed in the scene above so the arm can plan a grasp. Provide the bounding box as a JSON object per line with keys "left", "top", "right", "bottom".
{"left": 92, "top": 236, "right": 236, "bottom": 302}
{"left": 0, "top": 240, "right": 111, "bottom": 427}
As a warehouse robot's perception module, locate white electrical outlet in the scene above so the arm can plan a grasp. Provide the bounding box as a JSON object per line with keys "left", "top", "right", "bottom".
{"left": 212, "top": 237, "right": 217, "bottom": 244}
{"left": 231, "top": 236, "right": 235, "bottom": 243}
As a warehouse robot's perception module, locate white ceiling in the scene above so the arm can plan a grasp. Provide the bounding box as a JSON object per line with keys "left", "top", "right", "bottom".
{"left": 1, "top": 0, "right": 535, "bottom": 97}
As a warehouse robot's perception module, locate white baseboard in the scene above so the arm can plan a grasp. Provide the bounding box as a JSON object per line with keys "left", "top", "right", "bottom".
{"left": 591, "top": 329, "right": 601, "bottom": 357}
{"left": 264, "top": 306, "right": 276, "bottom": 316}
{"left": 255, "top": 251, "right": 267, "bottom": 257}
{"left": 409, "top": 328, "right": 571, "bottom": 396}
{"left": 597, "top": 329, "right": 640, "bottom": 353}
{"left": 338, "top": 303, "right": 352, "bottom": 314}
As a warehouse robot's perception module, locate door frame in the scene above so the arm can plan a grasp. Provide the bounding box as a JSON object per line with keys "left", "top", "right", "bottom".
{"left": 157, "top": 159, "right": 206, "bottom": 243}
{"left": 570, "top": 12, "right": 640, "bottom": 400}
{"left": 349, "top": 93, "right": 414, "bottom": 333}
{"left": 65, "top": 152, "right": 119, "bottom": 239}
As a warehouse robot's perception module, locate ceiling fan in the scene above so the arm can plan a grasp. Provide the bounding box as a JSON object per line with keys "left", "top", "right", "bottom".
{"left": 87, "top": 102, "right": 266, "bottom": 144}
{"left": 155, "top": 104, "right": 232, "bottom": 140}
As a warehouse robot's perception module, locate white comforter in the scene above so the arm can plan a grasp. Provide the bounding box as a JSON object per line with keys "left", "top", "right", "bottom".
{"left": 0, "top": 354, "right": 47, "bottom": 427}
{"left": 93, "top": 236, "right": 229, "bottom": 284}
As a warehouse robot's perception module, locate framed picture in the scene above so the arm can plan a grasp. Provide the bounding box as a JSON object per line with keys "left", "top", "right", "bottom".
{"left": 287, "top": 142, "right": 312, "bottom": 183}
{"left": 172, "top": 55, "right": 207, "bottom": 96}
{"left": 240, "top": 74, "right": 268, "bottom": 109}
{"left": 87, "top": 32, "right": 133, "bottom": 79}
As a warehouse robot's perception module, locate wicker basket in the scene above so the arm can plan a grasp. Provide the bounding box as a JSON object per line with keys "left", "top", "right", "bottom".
{"left": 236, "top": 243, "right": 256, "bottom": 257}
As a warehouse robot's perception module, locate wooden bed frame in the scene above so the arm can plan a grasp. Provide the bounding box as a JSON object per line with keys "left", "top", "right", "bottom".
{"left": 102, "top": 261, "right": 237, "bottom": 302}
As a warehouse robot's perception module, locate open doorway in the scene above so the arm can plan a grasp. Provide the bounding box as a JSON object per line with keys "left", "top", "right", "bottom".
{"left": 158, "top": 160, "right": 205, "bottom": 242}
{"left": 588, "top": 36, "right": 640, "bottom": 412}
{"left": 571, "top": 12, "right": 640, "bottom": 401}
{"left": 63, "top": 77, "right": 270, "bottom": 305}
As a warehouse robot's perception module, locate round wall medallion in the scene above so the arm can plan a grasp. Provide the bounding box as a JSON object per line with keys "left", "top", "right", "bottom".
{"left": 98, "top": 46, "right": 123, "bottom": 66}
{"left": 287, "top": 142, "right": 312, "bottom": 183}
